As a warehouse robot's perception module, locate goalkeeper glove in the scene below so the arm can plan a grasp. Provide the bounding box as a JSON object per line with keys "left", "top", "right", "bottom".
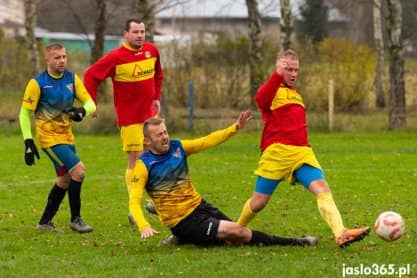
{"left": 24, "top": 139, "right": 40, "bottom": 166}
{"left": 68, "top": 107, "right": 86, "bottom": 122}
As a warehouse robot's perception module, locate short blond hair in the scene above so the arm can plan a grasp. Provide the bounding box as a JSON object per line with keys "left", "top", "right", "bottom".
{"left": 143, "top": 118, "right": 165, "bottom": 137}
{"left": 45, "top": 42, "right": 65, "bottom": 53}
{"left": 277, "top": 49, "right": 298, "bottom": 60}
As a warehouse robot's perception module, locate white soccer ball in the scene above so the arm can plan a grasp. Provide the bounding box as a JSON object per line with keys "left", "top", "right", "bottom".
{"left": 374, "top": 211, "right": 405, "bottom": 241}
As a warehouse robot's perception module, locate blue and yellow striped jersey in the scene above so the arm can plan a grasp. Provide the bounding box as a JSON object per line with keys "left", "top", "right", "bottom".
{"left": 21, "top": 70, "right": 92, "bottom": 148}
{"left": 128, "top": 124, "right": 239, "bottom": 232}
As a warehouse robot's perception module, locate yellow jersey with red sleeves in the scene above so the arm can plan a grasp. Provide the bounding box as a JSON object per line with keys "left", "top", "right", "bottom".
{"left": 21, "top": 70, "right": 92, "bottom": 148}
{"left": 83, "top": 42, "right": 163, "bottom": 126}
{"left": 255, "top": 71, "right": 309, "bottom": 151}
{"left": 128, "top": 124, "right": 238, "bottom": 231}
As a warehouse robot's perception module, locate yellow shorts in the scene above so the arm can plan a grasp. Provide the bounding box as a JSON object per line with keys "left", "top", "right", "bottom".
{"left": 255, "top": 143, "right": 322, "bottom": 183}
{"left": 120, "top": 123, "right": 144, "bottom": 152}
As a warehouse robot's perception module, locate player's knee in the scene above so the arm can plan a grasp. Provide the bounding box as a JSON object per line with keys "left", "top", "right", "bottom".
{"left": 309, "top": 179, "right": 330, "bottom": 195}
{"left": 71, "top": 162, "right": 86, "bottom": 181}
{"left": 250, "top": 198, "right": 268, "bottom": 212}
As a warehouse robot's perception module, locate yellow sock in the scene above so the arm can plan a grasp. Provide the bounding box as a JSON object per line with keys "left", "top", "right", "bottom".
{"left": 316, "top": 192, "right": 345, "bottom": 237}
{"left": 237, "top": 199, "right": 257, "bottom": 226}
{"left": 125, "top": 168, "right": 133, "bottom": 196}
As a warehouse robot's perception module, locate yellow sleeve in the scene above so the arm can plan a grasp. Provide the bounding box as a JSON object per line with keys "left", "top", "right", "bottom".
{"left": 21, "top": 79, "right": 40, "bottom": 111}
{"left": 74, "top": 74, "right": 93, "bottom": 104}
{"left": 74, "top": 74, "right": 96, "bottom": 116}
{"left": 128, "top": 161, "right": 151, "bottom": 233}
{"left": 181, "top": 124, "right": 238, "bottom": 155}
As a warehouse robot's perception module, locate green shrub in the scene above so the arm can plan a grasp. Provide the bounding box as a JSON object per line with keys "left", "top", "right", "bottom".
{"left": 316, "top": 38, "right": 375, "bottom": 111}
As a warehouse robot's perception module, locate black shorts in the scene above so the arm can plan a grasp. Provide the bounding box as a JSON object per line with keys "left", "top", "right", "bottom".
{"left": 170, "top": 199, "right": 232, "bottom": 246}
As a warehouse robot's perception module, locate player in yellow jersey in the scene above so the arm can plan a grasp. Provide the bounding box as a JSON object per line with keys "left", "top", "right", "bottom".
{"left": 127, "top": 111, "right": 317, "bottom": 247}
{"left": 19, "top": 43, "right": 96, "bottom": 233}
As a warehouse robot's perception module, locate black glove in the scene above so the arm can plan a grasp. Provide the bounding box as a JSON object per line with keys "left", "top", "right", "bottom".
{"left": 24, "top": 139, "right": 40, "bottom": 166}
{"left": 68, "top": 107, "right": 86, "bottom": 122}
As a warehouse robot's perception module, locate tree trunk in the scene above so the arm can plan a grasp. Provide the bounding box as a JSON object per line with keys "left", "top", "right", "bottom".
{"left": 280, "top": 0, "right": 293, "bottom": 51}
{"left": 386, "top": 0, "right": 406, "bottom": 129}
{"left": 373, "top": 0, "right": 385, "bottom": 108}
{"left": 245, "top": 0, "right": 263, "bottom": 103}
{"left": 136, "top": 0, "right": 155, "bottom": 43}
{"left": 24, "top": 0, "right": 40, "bottom": 76}
{"left": 90, "top": 0, "right": 107, "bottom": 64}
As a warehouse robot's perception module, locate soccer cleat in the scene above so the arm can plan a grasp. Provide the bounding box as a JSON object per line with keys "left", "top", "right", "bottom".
{"left": 36, "top": 221, "right": 58, "bottom": 232}
{"left": 128, "top": 212, "right": 136, "bottom": 226}
{"left": 336, "top": 227, "right": 370, "bottom": 248}
{"left": 293, "top": 236, "right": 318, "bottom": 247}
{"left": 145, "top": 200, "right": 158, "bottom": 215}
{"left": 157, "top": 235, "right": 181, "bottom": 247}
{"left": 70, "top": 217, "right": 93, "bottom": 233}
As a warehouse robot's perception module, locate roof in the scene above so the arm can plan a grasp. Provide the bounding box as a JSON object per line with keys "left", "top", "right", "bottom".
{"left": 156, "top": 0, "right": 281, "bottom": 18}
{"left": 156, "top": 0, "right": 348, "bottom": 22}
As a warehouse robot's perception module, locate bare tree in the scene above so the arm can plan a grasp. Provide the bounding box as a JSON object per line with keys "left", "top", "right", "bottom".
{"left": 24, "top": 0, "right": 40, "bottom": 76}
{"left": 246, "top": 0, "right": 264, "bottom": 102}
{"left": 373, "top": 0, "right": 386, "bottom": 108}
{"left": 136, "top": 0, "right": 165, "bottom": 43}
{"left": 91, "top": 0, "right": 107, "bottom": 64}
{"left": 280, "top": 0, "right": 293, "bottom": 51}
{"left": 61, "top": 0, "right": 93, "bottom": 49}
{"left": 385, "top": 0, "right": 406, "bottom": 129}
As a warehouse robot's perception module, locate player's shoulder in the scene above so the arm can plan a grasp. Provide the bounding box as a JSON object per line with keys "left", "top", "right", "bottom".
{"left": 143, "top": 42, "right": 160, "bottom": 53}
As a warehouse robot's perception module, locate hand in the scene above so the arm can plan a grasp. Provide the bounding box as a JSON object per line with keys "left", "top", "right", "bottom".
{"left": 152, "top": 100, "right": 161, "bottom": 116}
{"left": 275, "top": 57, "right": 288, "bottom": 75}
{"left": 68, "top": 107, "right": 86, "bottom": 122}
{"left": 24, "top": 139, "right": 40, "bottom": 166}
{"left": 235, "top": 110, "right": 252, "bottom": 130}
{"left": 141, "top": 227, "right": 160, "bottom": 239}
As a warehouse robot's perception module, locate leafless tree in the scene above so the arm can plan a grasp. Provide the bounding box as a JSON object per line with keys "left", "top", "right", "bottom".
{"left": 280, "top": 0, "right": 293, "bottom": 51}
{"left": 24, "top": 0, "right": 40, "bottom": 75}
{"left": 91, "top": 0, "right": 107, "bottom": 64}
{"left": 385, "top": 0, "right": 406, "bottom": 129}
{"left": 246, "top": 0, "right": 264, "bottom": 102}
{"left": 373, "top": 0, "right": 386, "bottom": 108}
{"left": 136, "top": 0, "right": 155, "bottom": 42}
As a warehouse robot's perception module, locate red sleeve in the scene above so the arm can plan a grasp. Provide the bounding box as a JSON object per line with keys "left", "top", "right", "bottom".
{"left": 153, "top": 50, "right": 163, "bottom": 100}
{"left": 83, "top": 50, "right": 117, "bottom": 104}
{"left": 255, "top": 72, "right": 283, "bottom": 111}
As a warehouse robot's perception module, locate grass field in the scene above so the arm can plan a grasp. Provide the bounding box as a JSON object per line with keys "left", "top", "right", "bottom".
{"left": 0, "top": 130, "right": 416, "bottom": 277}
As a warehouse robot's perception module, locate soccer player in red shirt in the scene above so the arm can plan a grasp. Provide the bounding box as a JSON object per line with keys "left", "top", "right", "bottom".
{"left": 83, "top": 19, "right": 163, "bottom": 219}
{"left": 237, "top": 49, "right": 370, "bottom": 248}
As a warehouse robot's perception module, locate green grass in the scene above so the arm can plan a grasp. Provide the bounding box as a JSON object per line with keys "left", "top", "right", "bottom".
{"left": 0, "top": 131, "right": 416, "bottom": 277}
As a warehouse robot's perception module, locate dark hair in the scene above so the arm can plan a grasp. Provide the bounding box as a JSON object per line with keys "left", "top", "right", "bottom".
{"left": 124, "top": 18, "right": 144, "bottom": 31}
{"left": 143, "top": 118, "right": 165, "bottom": 137}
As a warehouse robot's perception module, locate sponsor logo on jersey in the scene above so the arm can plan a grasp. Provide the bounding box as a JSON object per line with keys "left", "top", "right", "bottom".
{"left": 24, "top": 96, "right": 34, "bottom": 104}
{"left": 115, "top": 58, "right": 157, "bottom": 82}
{"left": 66, "top": 83, "right": 74, "bottom": 94}
{"left": 131, "top": 175, "right": 140, "bottom": 183}
{"left": 173, "top": 147, "right": 181, "bottom": 158}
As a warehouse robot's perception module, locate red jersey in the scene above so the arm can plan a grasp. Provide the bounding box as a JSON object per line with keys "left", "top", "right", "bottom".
{"left": 84, "top": 42, "right": 163, "bottom": 126}
{"left": 255, "top": 71, "right": 309, "bottom": 151}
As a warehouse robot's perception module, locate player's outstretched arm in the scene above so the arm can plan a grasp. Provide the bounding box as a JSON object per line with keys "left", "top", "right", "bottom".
{"left": 182, "top": 110, "right": 252, "bottom": 155}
